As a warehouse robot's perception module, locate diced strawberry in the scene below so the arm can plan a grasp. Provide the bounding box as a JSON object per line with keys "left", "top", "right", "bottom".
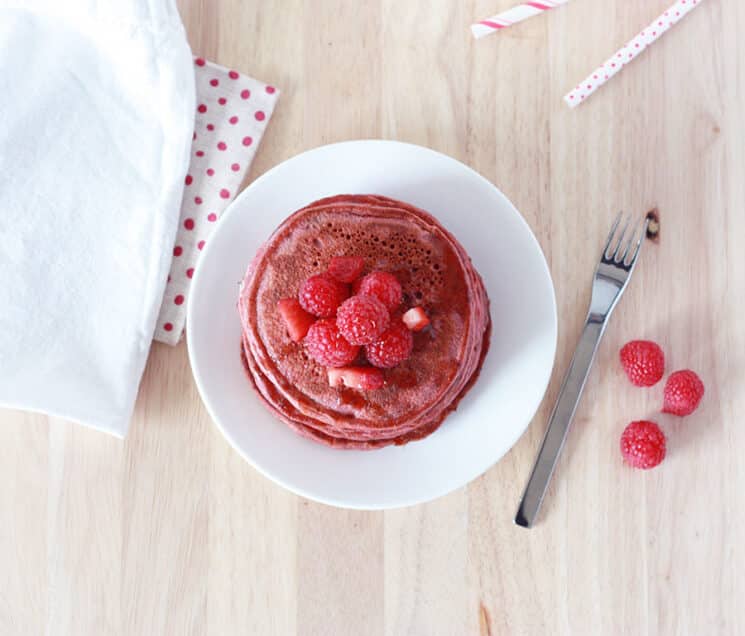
{"left": 327, "top": 366, "right": 385, "bottom": 390}
{"left": 328, "top": 256, "right": 365, "bottom": 283}
{"left": 277, "top": 298, "right": 315, "bottom": 342}
{"left": 402, "top": 306, "right": 430, "bottom": 332}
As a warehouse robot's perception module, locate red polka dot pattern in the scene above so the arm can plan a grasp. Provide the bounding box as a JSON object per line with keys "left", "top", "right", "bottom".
{"left": 156, "top": 57, "right": 279, "bottom": 345}
{"left": 564, "top": 0, "right": 702, "bottom": 107}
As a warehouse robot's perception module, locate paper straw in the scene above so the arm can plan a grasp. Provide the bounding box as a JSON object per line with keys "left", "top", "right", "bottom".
{"left": 564, "top": 0, "right": 705, "bottom": 107}
{"left": 471, "top": 0, "right": 572, "bottom": 39}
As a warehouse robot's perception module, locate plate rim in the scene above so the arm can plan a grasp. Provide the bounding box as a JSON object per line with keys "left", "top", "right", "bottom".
{"left": 186, "top": 139, "right": 557, "bottom": 510}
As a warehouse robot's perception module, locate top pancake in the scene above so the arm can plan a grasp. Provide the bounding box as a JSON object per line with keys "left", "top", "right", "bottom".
{"left": 239, "top": 194, "right": 489, "bottom": 443}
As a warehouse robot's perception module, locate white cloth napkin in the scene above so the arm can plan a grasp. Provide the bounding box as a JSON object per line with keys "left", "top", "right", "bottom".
{"left": 0, "top": 0, "right": 195, "bottom": 437}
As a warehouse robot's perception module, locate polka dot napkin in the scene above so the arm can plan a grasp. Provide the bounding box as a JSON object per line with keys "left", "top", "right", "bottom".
{"left": 154, "top": 57, "right": 279, "bottom": 345}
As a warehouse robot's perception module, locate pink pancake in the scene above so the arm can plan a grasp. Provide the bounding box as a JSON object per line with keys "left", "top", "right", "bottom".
{"left": 238, "top": 194, "right": 491, "bottom": 449}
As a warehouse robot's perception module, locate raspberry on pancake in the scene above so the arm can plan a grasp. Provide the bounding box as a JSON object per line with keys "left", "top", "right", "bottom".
{"left": 336, "top": 295, "right": 390, "bottom": 345}
{"left": 298, "top": 273, "right": 348, "bottom": 317}
{"left": 357, "top": 271, "right": 402, "bottom": 312}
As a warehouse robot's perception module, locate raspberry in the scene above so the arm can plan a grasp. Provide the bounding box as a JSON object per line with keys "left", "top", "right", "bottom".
{"left": 365, "top": 320, "right": 413, "bottom": 369}
{"left": 662, "top": 369, "right": 704, "bottom": 416}
{"left": 298, "top": 273, "right": 348, "bottom": 317}
{"left": 620, "top": 340, "right": 665, "bottom": 387}
{"left": 620, "top": 420, "right": 666, "bottom": 469}
{"left": 336, "top": 295, "right": 390, "bottom": 345}
{"left": 327, "top": 256, "right": 365, "bottom": 283}
{"left": 327, "top": 366, "right": 385, "bottom": 390}
{"left": 357, "top": 271, "right": 402, "bottom": 311}
{"left": 304, "top": 319, "right": 359, "bottom": 367}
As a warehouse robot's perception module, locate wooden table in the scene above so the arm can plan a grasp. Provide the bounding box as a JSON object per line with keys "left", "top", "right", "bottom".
{"left": 2, "top": 1, "right": 742, "bottom": 633}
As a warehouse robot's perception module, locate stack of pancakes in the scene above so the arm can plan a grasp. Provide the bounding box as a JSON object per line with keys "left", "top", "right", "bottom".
{"left": 239, "top": 194, "right": 491, "bottom": 449}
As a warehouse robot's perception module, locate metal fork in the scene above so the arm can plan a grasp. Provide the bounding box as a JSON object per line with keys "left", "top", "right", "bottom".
{"left": 515, "top": 213, "right": 650, "bottom": 528}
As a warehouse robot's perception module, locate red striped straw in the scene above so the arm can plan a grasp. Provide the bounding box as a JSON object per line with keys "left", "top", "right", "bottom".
{"left": 471, "top": 0, "right": 572, "bottom": 39}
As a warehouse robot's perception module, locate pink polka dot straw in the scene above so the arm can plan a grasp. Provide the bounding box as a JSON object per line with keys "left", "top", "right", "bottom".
{"left": 564, "top": 0, "right": 706, "bottom": 107}
{"left": 471, "top": 0, "right": 572, "bottom": 39}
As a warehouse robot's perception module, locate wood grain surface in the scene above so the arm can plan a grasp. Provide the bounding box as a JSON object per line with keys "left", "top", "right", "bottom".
{"left": 1, "top": 0, "right": 743, "bottom": 634}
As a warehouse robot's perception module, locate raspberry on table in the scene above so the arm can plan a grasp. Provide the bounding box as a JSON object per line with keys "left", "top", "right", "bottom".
{"left": 365, "top": 320, "right": 414, "bottom": 369}
{"left": 336, "top": 295, "right": 390, "bottom": 345}
{"left": 327, "top": 256, "right": 365, "bottom": 284}
{"left": 298, "top": 273, "right": 348, "bottom": 317}
{"left": 357, "top": 271, "right": 402, "bottom": 312}
{"left": 304, "top": 319, "right": 359, "bottom": 367}
{"left": 620, "top": 340, "right": 665, "bottom": 387}
{"left": 663, "top": 369, "right": 704, "bottom": 416}
{"left": 620, "top": 420, "right": 666, "bottom": 469}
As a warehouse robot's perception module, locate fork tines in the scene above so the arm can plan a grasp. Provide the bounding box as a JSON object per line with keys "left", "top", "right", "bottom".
{"left": 603, "top": 212, "right": 650, "bottom": 269}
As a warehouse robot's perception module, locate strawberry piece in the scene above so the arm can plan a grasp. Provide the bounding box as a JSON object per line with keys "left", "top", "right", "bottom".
{"left": 277, "top": 298, "right": 315, "bottom": 342}
{"left": 365, "top": 320, "right": 413, "bottom": 369}
{"left": 304, "top": 319, "right": 359, "bottom": 367}
{"left": 336, "top": 295, "right": 390, "bottom": 345}
{"left": 402, "top": 306, "right": 430, "bottom": 332}
{"left": 328, "top": 256, "right": 365, "bottom": 283}
{"left": 620, "top": 340, "right": 665, "bottom": 387}
{"left": 620, "top": 420, "right": 666, "bottom": 469}
{"left": 357, "top": 271, "right": 402, "bottom": 311}
{"left": 327, "top": 366, "right": 384, "bottom": 390}
{"left": 662, "top": 369, "right": 705, "bottom": 416}
{"left": 298, "top": 273, "right": 348, "bottom": 317}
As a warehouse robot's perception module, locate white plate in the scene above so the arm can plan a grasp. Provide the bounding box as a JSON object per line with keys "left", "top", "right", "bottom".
{"left": 187, "top": 140, "right": 557, "bottom": 510}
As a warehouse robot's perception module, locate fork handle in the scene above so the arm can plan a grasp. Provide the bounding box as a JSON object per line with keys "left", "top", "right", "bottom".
{"left": 515, "top": 315, "right": 607, "bottom": 528}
